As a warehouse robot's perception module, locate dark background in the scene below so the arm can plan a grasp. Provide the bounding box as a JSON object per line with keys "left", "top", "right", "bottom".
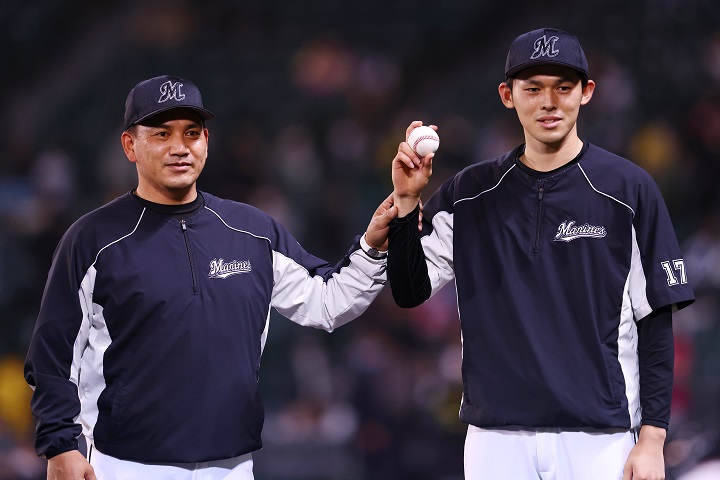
{"left": 1, "top": 1, "right": 719, "bottom": 478}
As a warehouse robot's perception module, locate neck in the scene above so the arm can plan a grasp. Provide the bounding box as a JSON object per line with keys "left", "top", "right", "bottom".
{"left": 521, "top": 132, "right": 583, "bottom": 172}
{"left": 135, "top": 185, "right": 198, "bottom": 205}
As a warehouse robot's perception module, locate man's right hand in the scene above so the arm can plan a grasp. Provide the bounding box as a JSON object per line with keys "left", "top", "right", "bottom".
{"left": 392, "top": 121, "right": 435, "bottom": 217}
{"left": 47, "top": 450, "right": 96, "bottom": 480}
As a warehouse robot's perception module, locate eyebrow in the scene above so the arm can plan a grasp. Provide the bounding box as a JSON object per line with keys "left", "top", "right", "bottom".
{"left": 148, "top": 120, "right": 203, "bottom": 129}
{"left": 521, "top": 77, "right": 576, "bottom": 86}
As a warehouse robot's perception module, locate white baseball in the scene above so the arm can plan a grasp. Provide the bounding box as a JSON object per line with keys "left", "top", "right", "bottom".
{"left": 407, "top": 125, "right": 439, "bottom": 157}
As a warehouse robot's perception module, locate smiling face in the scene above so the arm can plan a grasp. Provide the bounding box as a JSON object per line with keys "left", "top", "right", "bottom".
{"left": 121, "top": 109, "right": 209, "bottom": 204}
{"left": 499, "top": 65, "right": 595, "bottom": 155}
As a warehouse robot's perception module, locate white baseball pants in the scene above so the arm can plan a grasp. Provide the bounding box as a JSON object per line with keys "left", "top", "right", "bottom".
{"left": 464, "top": 425, "right": 637, "bottom": 480}
{"left": 88, "top": 444, "right": 254, "bottom": 480}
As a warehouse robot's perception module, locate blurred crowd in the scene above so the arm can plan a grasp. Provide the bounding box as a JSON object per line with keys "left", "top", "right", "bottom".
{"left": 2, "top": 1, "right": 720, "bottom": 479}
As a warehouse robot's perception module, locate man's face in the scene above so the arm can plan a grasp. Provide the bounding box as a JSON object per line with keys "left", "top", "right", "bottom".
{"left": 499, "top": 66, "right": 594, "bottom": 150}
{"left": 121, "top": 109, "right": 209, "bottom": 204}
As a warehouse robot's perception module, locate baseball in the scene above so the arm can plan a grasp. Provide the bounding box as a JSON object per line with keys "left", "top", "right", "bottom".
{"left": 407, "top": 125, "right": 439, "bottom": 157}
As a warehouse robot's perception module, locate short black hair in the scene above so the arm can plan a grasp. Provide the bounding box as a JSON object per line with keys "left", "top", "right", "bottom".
{"left": 125, "top": 117, "right": 205, "bottom": 135}
{"left": 505, "top": 74, "right": 589, "bottom": 90}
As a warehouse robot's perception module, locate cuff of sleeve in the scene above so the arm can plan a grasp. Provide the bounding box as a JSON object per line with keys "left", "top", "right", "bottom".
{"left": 44, "top": 443, "right": 80, "bottom": 459}
{"left": 360, "top": 234, "right": 388, "bottom": 259}
{"left": 641, "top": 419, "right": 669, "bottom": 430}
{"left": 389, "top": 204, "right": 421, "bottom": 226}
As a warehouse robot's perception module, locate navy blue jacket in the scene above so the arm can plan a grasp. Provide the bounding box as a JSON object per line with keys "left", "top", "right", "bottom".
{"left": 388, "top": 143, "right": 694, "bottom": 430}
{"left": 25, "top": 191, "right": 387, "bottom": 462}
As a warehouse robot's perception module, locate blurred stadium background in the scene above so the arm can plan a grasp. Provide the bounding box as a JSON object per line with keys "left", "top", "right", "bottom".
{"left": 2, "top": 1, "right": 720, "bottom": 478}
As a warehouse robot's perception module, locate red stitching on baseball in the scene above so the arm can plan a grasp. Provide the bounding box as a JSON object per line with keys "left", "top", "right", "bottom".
{"left": 413, "top": 135, "right": 438, "bottom": 150}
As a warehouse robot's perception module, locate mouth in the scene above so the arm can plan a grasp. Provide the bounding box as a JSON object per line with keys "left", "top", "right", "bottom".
{"left": 166, "top": 162, "right": 192, "bottom": 171}
{"left": 537, "top": 116, "right": 562, "bottom": 129}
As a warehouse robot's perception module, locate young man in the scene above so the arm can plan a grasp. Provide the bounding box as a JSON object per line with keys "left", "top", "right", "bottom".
{"left": 387, "top": 28, "right": 695, "bottom": 479}
{"left": 24, "top": 75, "right": 397, "bottom": 480}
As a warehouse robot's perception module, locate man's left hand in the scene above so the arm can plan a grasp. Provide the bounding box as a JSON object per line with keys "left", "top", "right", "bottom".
{"left": 623, "top": 425, "right": 667, "bottom": 480}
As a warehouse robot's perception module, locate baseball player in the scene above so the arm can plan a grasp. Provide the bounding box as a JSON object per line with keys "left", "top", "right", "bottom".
{"left": 387, "top": 29, "right": 695, "bottom": 479}
{"left": 24, "top": 75, "right": 398, "bottom": 480}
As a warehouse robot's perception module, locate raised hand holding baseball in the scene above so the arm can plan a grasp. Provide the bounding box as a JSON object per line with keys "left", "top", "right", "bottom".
{"left": 392, "top": 121, "right": 437, "bottom": 216}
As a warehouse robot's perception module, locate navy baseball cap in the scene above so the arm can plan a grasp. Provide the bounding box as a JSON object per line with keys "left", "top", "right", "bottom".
{"left": 504, "top": 28, "right": 589, "bottom": 81}
{"left": 124, "top": 75, "right": 214, "bottom": 130}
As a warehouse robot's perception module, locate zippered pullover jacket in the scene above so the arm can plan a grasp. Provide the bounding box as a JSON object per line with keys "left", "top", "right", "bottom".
{"left": 388, "top": 143, "right": 695, "bottom": 431}
{"left": 25, "top": 191, "right": 387, "bottom": 462}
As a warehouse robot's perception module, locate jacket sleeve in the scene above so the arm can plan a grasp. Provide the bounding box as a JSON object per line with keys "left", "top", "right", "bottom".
{"left": 24, "top": 229, "right": 93, "bottom": 458}
{"left": 628, "top": 174, "right": 695, "bottom": 317}
{"left": 270, "top": 222, "right": 387, "bottom": 332}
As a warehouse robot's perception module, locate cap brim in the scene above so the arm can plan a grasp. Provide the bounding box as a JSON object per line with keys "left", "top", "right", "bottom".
{"left": 506, "top": 61, "right": 588, "bottom": 80}
{"left": 128, "top": 105, "right": 214, "bottom": 129}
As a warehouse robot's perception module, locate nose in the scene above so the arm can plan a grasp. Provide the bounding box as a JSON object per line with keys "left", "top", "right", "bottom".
{"left": 168, "top": 133, "right": 191, "bottom": 156}
{"left": 540, "top": 89, "right": 557, "bottom": 111}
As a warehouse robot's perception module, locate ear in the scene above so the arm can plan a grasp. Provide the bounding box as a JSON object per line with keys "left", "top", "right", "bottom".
{"left": 580, "top": 79, "right": 596, "bottom": 106}
{"left": 498, "top": 82, "right": 515, "bottom": 109}
{"left": 121, "top": 131, "right": 138, "bottom": 164}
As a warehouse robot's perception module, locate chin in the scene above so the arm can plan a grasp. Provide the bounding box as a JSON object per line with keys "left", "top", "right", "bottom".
{"left": 536, "top": 131, "right": 570, "bottom": 146}
{"left": 166, "top": 175, "right": 198, "bottom": 189}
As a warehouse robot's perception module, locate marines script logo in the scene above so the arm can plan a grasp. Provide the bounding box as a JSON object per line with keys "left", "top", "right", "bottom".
{"left": 208, "top": 258, "right": 252, "bottom": 279}
{"left": 554, "top": 220, "right": 607, "bottom": 242}
{"left": 158, "top": 80, "right": 185, "bottom": 103}
{"left": 531, "top": 35, "right": 560, "bottom": 59}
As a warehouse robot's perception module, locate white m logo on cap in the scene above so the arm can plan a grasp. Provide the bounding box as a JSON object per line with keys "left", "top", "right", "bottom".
{"left": 531, "top": 35, "right": 560, "bottom": 59}
{"left": 158, "top": 81, "right": 185, "bottom": 103}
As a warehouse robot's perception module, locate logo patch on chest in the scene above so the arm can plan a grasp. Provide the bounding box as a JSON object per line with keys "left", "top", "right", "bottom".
{"left": 553, "top": 220, "right": 607, "bottom": 242}
{"left": 208, "top": 258, "right": 252, "bottom": 279}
